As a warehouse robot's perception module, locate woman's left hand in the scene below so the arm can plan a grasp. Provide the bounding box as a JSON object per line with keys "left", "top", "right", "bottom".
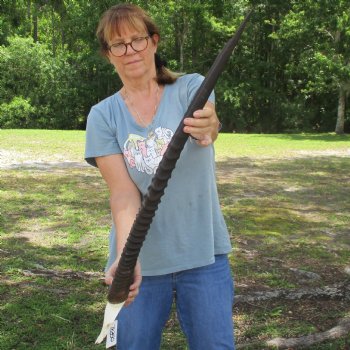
{"left": 105, "top": 258, "right": 142, "bottom": 307}
{"left": 183, "top": 102, "right": 221, "bottom": 146}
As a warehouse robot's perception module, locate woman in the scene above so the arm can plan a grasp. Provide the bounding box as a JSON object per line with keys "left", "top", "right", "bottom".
{"left": 85, "top": 4, "right": 234, "bottom": 349}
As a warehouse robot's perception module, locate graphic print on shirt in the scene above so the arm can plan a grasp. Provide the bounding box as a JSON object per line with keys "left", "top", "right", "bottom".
{"left": 123, "top": 126, "right": 174, "bottom": 174}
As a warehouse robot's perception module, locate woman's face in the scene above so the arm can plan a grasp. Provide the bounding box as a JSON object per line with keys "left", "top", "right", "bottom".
{"left": 107, "top": 23, "right": 159, "bottom": 83}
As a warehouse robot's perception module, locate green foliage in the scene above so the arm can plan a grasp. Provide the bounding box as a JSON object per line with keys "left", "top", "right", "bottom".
{"left": 0, "top": 36, "right": 86, "bottom": 129}
{"left": 0, "top": 0, "right": 349, "bottom": 132}
{"left": 276, "top": 0, "right": 350, "bottom": 132}
{"left": 0, "top": 96, "right": 35, "bottom": 128}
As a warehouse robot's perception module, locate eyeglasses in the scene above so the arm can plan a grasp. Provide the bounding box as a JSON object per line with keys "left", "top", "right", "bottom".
{"left": 108, "top": 36, "right": 150, "bottom": 57}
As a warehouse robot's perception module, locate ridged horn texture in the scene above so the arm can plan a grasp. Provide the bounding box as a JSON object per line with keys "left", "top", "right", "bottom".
{"left": 108, "top": 10, "right": 252, "bottom": 304}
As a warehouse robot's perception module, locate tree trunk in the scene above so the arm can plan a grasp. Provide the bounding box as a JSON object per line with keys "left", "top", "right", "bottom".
{"left": 335, "top": 84, "right": 346, "bottom": 134}
{"left": 266, "top": 317, "right": 350, "bottom": 349}
{"left": 27, "top": 0, "right": 31, "bottom": 35}
{"left": 176, "top": 25, "right": 186, "bottom": 72}
{"left": 32, "top": 2, "right": 38, "bottom": 42}
{"left": 61, "top": 19, "right": 65, "bottom": 48}
{"left": 237, "top": 317, "right": 350, "bottom": 349}
{"left": 179, "top": 36, "right": 184, "bottom": 71}
{"left": 174, "top": 12, "right": 188, "bottom": 72}
{"left": 51, "top": 8, "right": 56, "bottom": 56}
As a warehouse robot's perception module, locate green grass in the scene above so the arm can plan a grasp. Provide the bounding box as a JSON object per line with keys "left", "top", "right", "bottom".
{"left": 1, "top": 129, "right": 349, "bottom": 162}
{"left": 0, "top": 129, "right": 86, "bottom": 162}
{"left": 1, "top": 130, "right": 349, "bottom": 349}
{"left": 215, "top": 132, "right": 350, "bottom": 159}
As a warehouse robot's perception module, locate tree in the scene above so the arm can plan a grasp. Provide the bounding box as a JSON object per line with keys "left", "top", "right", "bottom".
{"left": 0, "top": 0, "right": 348, "bottom": 132}
{"left": 277, "top": 0, "right": 350, "bottom": 134}
{"left": 0, "top": 36, "right": 81, "bottom": 129}
{"left": 215, "top": 0, "right": 294, "bottom": 132}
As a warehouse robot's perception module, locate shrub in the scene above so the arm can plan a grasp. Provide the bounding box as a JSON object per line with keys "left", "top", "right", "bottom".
{"left": 0, "top": 96, "right": 36, "bottom": 128}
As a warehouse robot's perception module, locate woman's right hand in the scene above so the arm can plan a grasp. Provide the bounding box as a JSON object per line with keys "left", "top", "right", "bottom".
{"left": 105, "top": 258, "right": 142, "bottom": 307}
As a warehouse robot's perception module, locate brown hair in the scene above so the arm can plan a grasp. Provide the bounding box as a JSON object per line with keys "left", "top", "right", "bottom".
{"left": 96, "top": 3, "right": 178, "bottom": 85}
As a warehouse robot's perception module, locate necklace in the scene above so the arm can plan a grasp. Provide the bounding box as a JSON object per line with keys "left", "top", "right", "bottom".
{"left": 123, "top": 84, "right": 160, "bottom": 129}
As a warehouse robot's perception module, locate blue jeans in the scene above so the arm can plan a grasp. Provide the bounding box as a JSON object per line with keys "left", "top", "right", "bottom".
{"left": 116, "top": 254, "right": 235, "bottom": 349}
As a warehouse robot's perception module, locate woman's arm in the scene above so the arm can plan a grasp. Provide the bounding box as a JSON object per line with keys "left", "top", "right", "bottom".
{"left": 96, "top": 154, "right": 142, "bottom": 305}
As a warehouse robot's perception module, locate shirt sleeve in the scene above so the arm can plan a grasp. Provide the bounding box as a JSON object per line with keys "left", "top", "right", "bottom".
{"left": 187, "top": 73, "right": 215, "bottom": 106}
{"left": 84, "top": 105, "right": 122, "bottom": 167}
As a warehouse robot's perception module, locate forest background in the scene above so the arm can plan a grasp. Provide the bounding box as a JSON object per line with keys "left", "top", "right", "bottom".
{"left": 0, "top": 0, "right": 349, "bottom": 134}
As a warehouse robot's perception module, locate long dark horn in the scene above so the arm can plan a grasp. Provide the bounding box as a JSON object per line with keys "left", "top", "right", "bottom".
{"left": 108, "top": 10, "right": 252, "bottom": 304}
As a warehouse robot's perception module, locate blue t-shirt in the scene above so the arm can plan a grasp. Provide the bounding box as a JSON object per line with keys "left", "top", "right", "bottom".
{"left": 85, "top": 73, "right": 232, "bottom": 276}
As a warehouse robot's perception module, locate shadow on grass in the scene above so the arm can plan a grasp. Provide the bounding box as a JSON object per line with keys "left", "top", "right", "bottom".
{"left": 246, "top": 133, "right": 350, "bottom": 142}
{"left": 0, "top": 234, "right": 187, "bottom": 350}
{"left": 0, "top": 167, "right": 187, "bottom": 349}
{"left": 1, "top": 155, "right": 349, "bottom": 349}
{"left": 0, "top": 235, "right": 107, "bottom": 350}
{"left": 0, "top": 167, "right": 111, "bottom": 349}
{"left": 0, "top": 167, "right": 109, "bottom": 240}
{"left": 215, "top": 156, "right": 350, "bottom": 348}
{"left": 216, "top": 156, "right": 350, "bottom": 288}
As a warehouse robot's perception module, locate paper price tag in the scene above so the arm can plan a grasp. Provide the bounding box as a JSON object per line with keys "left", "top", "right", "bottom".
{"left": 106, "top": 320, "right": 118, "bottom": 348}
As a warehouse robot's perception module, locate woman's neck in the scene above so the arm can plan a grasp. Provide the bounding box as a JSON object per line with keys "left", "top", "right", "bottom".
{"left": 123, "top": 79, "right": 157, "bottom": 96}
{"left": 121, "top": 79, "right": 161, "bottom": 128}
